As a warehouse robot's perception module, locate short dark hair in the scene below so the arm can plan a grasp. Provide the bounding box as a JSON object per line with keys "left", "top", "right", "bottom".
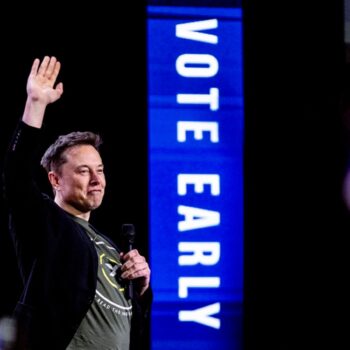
{"left": 40, "top": 131, "right": 103, "bottom": 173}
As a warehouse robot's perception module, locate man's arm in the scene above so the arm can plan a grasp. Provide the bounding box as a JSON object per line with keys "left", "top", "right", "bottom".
{"left": 2, "top": 56, "right": 64, "bottom": 237}
{"left": 4, "top": 56, "right": 63, "bottom": 199}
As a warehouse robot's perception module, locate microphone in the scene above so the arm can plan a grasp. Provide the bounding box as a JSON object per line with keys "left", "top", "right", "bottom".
{"left": 121, "top": 223, "right": 136, "bottom": 300}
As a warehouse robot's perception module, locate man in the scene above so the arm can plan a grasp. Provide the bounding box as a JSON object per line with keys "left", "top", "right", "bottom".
{"left": 3, "top": 56, "right": 151, "bottom": 350}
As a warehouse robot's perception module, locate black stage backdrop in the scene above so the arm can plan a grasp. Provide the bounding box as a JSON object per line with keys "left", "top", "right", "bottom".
{"left": 243, "top": 1, "right": 350, "bottom": 349}
{"left": 1, "top": 1, "right": 350, "bottom": 350}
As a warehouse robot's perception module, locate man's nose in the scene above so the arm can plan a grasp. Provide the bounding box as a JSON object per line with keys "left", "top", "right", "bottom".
{"left": 90, "top": 171, "right": 101, "bottom": 184}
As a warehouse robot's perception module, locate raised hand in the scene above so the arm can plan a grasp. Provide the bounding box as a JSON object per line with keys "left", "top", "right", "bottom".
{"left": 27, "top": 56, "right": 63, "bottom": 105}
{"left": 22, "top": 56, "right": 64, "bottom": 128}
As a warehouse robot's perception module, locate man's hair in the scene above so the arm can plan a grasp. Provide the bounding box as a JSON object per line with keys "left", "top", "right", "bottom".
{"left": 40, "top": 131, "right": 103, "bottom": 173}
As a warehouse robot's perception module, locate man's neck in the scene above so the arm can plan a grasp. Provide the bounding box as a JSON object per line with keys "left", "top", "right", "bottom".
{"left": 54, "top": 197, "right": 90, "bottom": 221}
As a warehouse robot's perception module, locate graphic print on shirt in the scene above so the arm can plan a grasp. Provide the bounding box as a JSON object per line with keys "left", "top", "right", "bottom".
{"left": 94, "top": 240, "right": 132, "bottom": 318}
{"left": 100, "top": 253, "right": 124, "bottom": 290}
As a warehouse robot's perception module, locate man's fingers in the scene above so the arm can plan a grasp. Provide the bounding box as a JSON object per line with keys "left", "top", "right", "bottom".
{"left": 52, "top": 61, "right": 61, "bottom": 81}
{"left": 121, "top": 265, "right": 150, "bottom": 280}
{"left": 55, "top": 82, "right": 64, "bottom": 96}
{"left": 45, "top": 56, "right": 58, "bottom": 78}
{"left": 30, "top": 58, "right": 40, "bottom": 77}
{"left": 37, "top": 56, "right": 50, "bottom": 76}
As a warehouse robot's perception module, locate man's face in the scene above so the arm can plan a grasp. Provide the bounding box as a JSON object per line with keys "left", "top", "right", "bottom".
{"left": 54, "top": 144, "right": 106, "bottom": 213}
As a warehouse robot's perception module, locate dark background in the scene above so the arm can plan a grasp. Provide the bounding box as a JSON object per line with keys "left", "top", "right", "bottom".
{"left": 1, "top": 1, "right": 350, "bottom": 349}
{"left": 244, "top": 0, "right": 350, "bottom": 349}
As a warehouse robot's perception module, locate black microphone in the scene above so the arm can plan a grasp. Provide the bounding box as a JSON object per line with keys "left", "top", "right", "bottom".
{"left": 121, "top": 223, "right": 136, "bottom": 300}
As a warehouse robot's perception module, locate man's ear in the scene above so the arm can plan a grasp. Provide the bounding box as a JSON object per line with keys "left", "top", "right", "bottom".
{"left": 48, "top": 171, "right": 60, "bottom": 191}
